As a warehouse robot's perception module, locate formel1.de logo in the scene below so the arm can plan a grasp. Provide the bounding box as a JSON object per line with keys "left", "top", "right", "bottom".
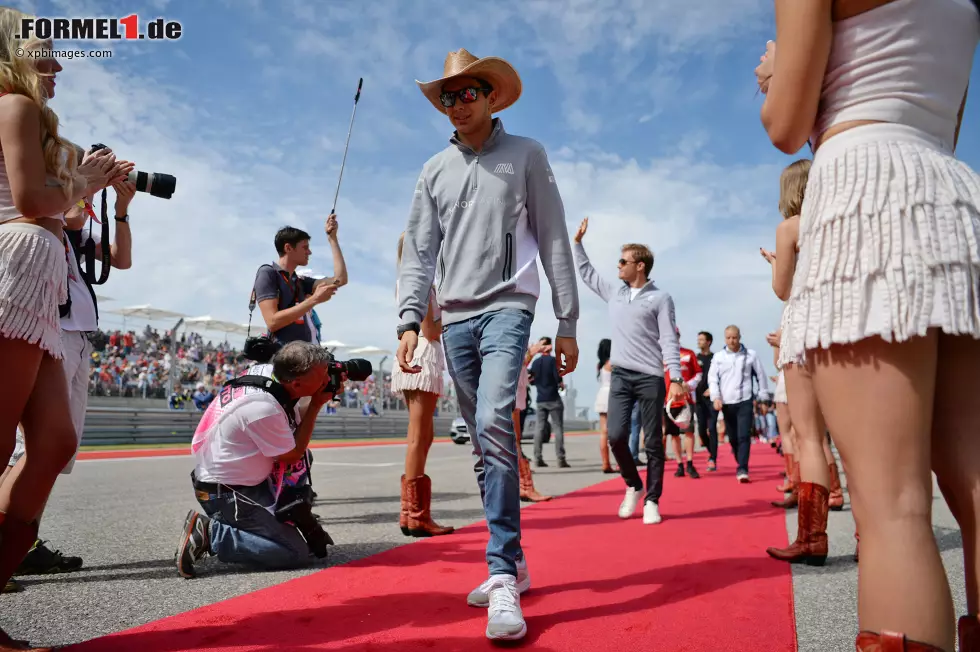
{"left": 18, "top": 15, "right": 182, "bottom": 41}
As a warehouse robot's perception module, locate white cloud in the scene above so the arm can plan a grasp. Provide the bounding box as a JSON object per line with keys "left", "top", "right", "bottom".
{"left": 38, "top": 0, "right": 787, "bottom": 421}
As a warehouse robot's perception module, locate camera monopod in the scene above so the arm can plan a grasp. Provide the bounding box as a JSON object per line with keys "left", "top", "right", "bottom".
{"left": 331, "top": 77, "right": 363, "bottom": 214}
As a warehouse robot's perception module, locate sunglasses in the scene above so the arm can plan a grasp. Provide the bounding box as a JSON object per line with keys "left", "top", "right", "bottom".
{"left": 618, "top": 258, "right": 635, "bottom": 266}
{"left": 439, "top": 86, "right": 491, "bottom": 108}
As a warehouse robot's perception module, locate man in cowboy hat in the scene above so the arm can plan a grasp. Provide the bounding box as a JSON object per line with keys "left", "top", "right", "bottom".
{"left": 396, "top": 48, "right": 580, "bottom": 642}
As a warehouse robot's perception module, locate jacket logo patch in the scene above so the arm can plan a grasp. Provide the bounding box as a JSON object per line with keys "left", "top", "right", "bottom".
{"left": 493, "top": 163, "right": 514, "bottom": 175}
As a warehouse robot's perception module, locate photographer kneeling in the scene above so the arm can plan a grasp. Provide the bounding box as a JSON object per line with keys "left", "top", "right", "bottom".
{"left": 175, "top": 341, "right": 338, "bottom": 578}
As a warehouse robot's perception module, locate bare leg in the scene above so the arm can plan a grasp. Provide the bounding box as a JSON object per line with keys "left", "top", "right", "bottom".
{"left": 0, "top": 352, "right": 77, "bottom": 522}
{"left": 931, "top": 335, "right": 980, "bottom": 617}
{"left": 683, "top": 432, "right": 695, "bottom": 463}
{"left": 809, "top": 332, "right": 953, "bottom": 650}
{"left": 784, "top": 364, "right": 831, "bottom": 489}
{"left": 404, "top": 390, "right": 437, "bottom": 478}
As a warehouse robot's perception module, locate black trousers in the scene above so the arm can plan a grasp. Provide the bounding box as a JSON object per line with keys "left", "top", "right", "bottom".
{"left": 721, "top": 399, "right": 754, "bottom": 475}
{"left": 695, "top": 396, "right": 719, "bottom": 462}
{"left": 606, "top": 367, "right": 666, "bottom": 505}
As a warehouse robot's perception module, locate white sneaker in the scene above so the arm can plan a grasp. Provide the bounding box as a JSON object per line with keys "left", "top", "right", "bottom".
{"left": 737, "top": 472, "right": 750, "bottom": 483}
{"left": 618, "top": 487, "right": 642, "bottom": 519}
{"left": 467, "top": 556, "right": 530, "bottom": 607}
{"left": 484, "top": 575, "right": 526, "bottom": 641}
{"left": 643, "top": 500, "right": 662, "bottom": 525}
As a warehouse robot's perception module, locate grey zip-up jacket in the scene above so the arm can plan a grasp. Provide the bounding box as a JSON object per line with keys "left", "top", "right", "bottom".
{"left": 397, "top": 119, "right": 579, "bottom": 338}
{"left": 574, "top": 242, "right": 681, "bottom": 378}
{"left": 708, "top": 344, "right": 771, "bottom": 404}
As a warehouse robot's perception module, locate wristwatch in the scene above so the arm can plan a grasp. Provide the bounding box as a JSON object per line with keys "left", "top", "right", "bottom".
{"left": 670, "top": 377, "right": 684, "bottom": 384}
{"left": 114, "top": 214, "right": 129, "bottom": 223}
{"left": 396, "top": 322, "right": 420, "bottom": 338}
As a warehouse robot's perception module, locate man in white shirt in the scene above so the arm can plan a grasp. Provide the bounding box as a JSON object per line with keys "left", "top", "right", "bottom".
{"left": 708, "top": 325, "right": 771, "bottom": 483}
{"left": 3, "top": 178, "right": 135, "bottom": 585}
{"left": 175, "top": 341, "right": 339, "bottom": 578}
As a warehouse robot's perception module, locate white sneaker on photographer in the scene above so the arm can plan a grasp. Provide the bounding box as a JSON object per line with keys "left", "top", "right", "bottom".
{"left": 618, "top": 487, "right": 642, "bottom": 519}
{"left": 484, "top": 574, "right": 526, "bottom": 641}
{"left": 467, "top": 556, "right": 530, "bottom": 607}
{"left": 643, "top": 500, "right": 662, "bottom": 525}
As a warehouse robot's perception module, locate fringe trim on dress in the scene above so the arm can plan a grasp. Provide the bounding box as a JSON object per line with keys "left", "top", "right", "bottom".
{"left": 391, "top": 337, "right": 445, "bottom": 396}
{"left": 0, "top": 225, "right": 67, "bottom": 359}
{"left": 782, "top": 134, "right": 980, "bottom": 361}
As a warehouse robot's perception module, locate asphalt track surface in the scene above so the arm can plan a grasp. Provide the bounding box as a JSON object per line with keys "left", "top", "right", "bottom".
{"left": 2, "top": 435, "right": 967, "bottom": 650}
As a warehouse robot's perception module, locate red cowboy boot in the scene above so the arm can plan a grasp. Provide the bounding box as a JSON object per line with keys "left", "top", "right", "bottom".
{"left": 958, "top": 615, "right": 979, "bottom": 652}
{"left": 773, "top": 460, "right": 801, "bottom": 508}
{"left": 766, "top": 483, "right": 829, "bottom": 565}
{"left": 405, "top": 475, "right": 455, "bottom": 537}
{"left": 828, "top": 462, "right": 845, "bottom": 511}
{"left": 520, "top": 453, "right": 553, "bottom": 502}
{"left": 777, "top": 453, "right": 796, "bottom": 493}
{"left": 399, "top": 475, "right": 410, "bottom": 536}
{"left": 855, "top": 630, "right": 945, "bottom": 651}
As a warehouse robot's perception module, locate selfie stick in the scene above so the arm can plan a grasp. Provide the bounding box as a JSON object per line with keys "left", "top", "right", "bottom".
{"left": 331, "top": 77, "right": 363, "bottom": 214}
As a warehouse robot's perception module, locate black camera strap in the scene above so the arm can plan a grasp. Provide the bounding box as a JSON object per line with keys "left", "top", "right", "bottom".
{"left": 223, "top": 374, "right": 298, "bottom": 429}
{"left": 80, "top": 188, "right": 112, "bottom": 286}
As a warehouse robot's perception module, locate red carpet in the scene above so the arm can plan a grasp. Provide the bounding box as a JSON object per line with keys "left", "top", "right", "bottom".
{"left": 69, "top": 445, "right": 797, "bottom": 651}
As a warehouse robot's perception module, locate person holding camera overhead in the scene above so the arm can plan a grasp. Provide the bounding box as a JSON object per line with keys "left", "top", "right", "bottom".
{"left": 252, "top": 214, "right": 348, "bottom": 347}
{"left": 175, "top": 341, "right": 343, "bottom": 578}
{"left": 0, "top": 9, "right": 132, "bottom": 648}
{"left": 3, "top": 171, "right": 136, "bottom": 586}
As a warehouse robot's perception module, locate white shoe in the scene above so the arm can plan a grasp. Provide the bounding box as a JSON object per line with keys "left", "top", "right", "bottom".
{"left": 643, "top": 500, "right": 662, "bottom": 525}
{"left": 484, "top": 575, "right": 526, "bottom": 641}
{"left": 467, "top": 556, "right": 530, "bottom": 607}
{"left": 736, "top": 472, "right": 750, "bottom": 483}
{"left": 618, "top": 487, "right": 642, "bottom": 519}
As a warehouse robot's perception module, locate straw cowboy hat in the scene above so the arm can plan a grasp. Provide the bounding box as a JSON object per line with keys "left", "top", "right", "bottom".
{"left": 416, "top": 48, "right": 522, "bottom": 114}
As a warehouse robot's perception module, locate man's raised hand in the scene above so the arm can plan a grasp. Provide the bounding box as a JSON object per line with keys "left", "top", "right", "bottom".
{"left": 574, "top": 217, "right": 588, "bottom": 244}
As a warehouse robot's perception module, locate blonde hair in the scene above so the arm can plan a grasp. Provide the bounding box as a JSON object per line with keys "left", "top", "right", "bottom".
{"left": 0, "top": 7, "right": 77, "bottom": 198}
{"left": 778, "top": 159, "right": 811, "bottom": 219}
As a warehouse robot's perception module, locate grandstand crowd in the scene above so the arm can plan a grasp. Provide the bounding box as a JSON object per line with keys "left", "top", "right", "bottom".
{"left": 86, "top": 325, "right": 457, "bottom": 414}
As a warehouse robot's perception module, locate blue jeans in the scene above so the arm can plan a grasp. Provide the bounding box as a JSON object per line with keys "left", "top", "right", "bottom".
{"left": 442, "top": 308, "right": 532, "bottom": 578}
{"left": 629, "top": 403, "right": 641, "bottom": 458}
{"left": 194, "top": 477, "right": 311, "bottom": 570}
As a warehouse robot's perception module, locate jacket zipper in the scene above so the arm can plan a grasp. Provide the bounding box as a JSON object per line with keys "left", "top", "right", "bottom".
{"left": 503, "top": 233, "right": 513, "bottom": 281}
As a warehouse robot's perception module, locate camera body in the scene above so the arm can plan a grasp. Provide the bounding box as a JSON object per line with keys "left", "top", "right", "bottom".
{"left": 243, "top": 337, "right": 373, "bottom": 393}
{"left": 89, "top": 143, "right": 177, "bottom": 199}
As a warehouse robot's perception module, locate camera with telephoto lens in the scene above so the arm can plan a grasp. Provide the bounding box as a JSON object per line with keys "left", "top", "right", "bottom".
{"left": 89, "top": 143, "right": 177, "bottom": 199}
{"left": 323, "top": 356, "right": 372, "bottom": 394}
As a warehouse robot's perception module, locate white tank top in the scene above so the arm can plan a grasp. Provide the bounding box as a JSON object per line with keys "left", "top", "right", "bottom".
{"left": 812, "top": 0, "right": 979, "bottom": 150}
{"left": 598, "top": 367, "right": 611, "bottom": 389}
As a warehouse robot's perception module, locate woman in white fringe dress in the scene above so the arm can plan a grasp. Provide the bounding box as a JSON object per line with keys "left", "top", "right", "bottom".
{"left": 757, "top": 0, "right": 980, "bottom": 649}
{"left": 594, "top": 338, "right": 616, "bottom": 473}
{"left": 392, "top": 233, "right": 453, "bottom": 538}
{"left": 0, "top": 9, "right": 127, "bottom": 648}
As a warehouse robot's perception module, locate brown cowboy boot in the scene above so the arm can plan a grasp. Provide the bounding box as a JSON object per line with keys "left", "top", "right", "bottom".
{"left": 600, "top": 443, "right": 615, "bottom": 473}
{"left": 777, "top": 453, "right": 796, "bottom": 493}
{"left": 399, "top": 475, "right": 410, "bottom": 536}
{"left": 0, "top": 516, "right": 51, "bottom": 651}
{"left": 773, "top": 460, "right": 801, "bottom": 508}
{"left": 766, "top": 483, "right": 829, "bottom": 565}
{"left": 855, "top": 631, "right": 945, "bottom": 651}
{"left": 405, "top": 475, "right": 454, "bottom": 537}
{"left": 828, "top": 462, "right": 845, "bottom": 511}
{"left": 519, "top": 453, "right": 553, "bottom": 502}
{"left": 958, "top": 615, "right": 979, "bottom": 652}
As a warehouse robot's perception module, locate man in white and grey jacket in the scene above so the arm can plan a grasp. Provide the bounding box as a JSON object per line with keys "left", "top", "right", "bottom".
{"left": 708, "top": 325, "right": 771, "bottom": 483}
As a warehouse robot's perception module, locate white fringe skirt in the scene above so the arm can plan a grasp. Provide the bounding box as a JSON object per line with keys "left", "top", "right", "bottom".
{"left": 0, "top": 223, "right": 67, "bottom": 359}
{"left": 773, "top": 371, "right": 788, "bottom": 404}
{"left": 781, "top": 123, "right": 980, "bottom": 360}
{"left": 391, "top": 336, "right": 445, "bottom": 396}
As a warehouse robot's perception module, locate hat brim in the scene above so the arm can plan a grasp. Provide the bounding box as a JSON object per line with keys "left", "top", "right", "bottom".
{"left": 416, "top": 57, "right": 522, "bottom": 114}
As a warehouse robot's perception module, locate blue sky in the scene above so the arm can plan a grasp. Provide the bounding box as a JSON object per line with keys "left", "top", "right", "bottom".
{"left": 14, "top": 0, "right": 980, "bottom": 416}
